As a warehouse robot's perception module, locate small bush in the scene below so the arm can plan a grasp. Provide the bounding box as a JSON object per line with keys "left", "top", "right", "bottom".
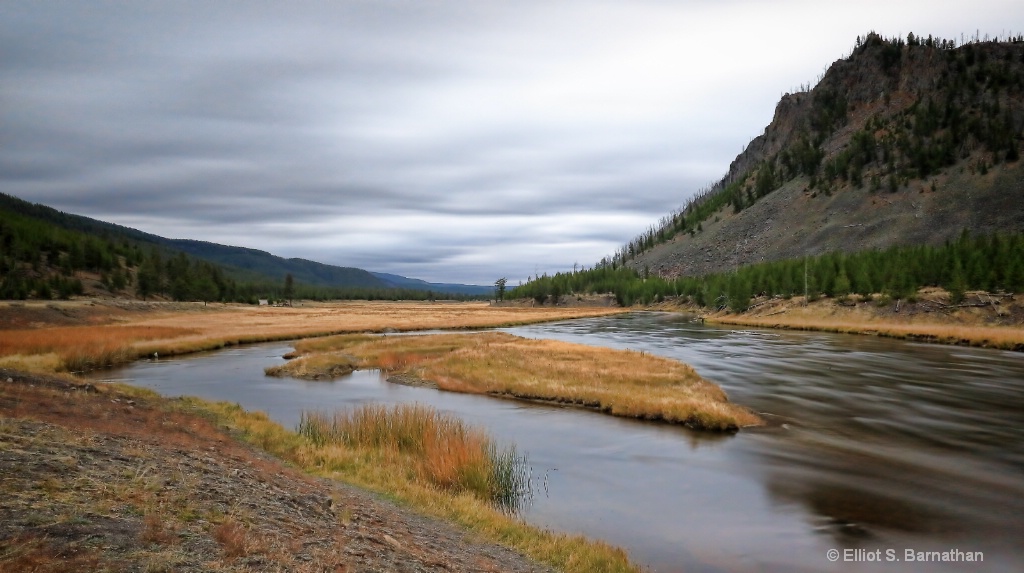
{"left": 139, "top": 514, "right": 176, "bottom": 546}
{"left": 212, "top": 520, "right": 252, "bottom": 559}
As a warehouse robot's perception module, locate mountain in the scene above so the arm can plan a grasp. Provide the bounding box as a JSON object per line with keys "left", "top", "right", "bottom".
{"left": 0, "top": 192, "right": 485, "bottom": 298}
{"left": 162, "top": 239, "right": 387, "bottom": 289}
{"left": 371, "top": 272, "right": 491, "bottom": 296}
{"left": 620, "top": 32, "right": 1024, "bottom": 279}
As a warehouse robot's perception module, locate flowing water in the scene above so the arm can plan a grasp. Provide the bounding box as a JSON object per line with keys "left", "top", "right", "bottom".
{"left": 88, "top": 313, "right": 1024, "bottom": 572}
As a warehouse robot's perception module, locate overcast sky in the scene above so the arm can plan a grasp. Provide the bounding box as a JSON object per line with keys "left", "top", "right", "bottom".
{"left": 3, "top": 1, "right": 1021, "bottom": 285}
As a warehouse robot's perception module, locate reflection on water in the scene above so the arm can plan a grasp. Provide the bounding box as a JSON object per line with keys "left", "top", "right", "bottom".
{"left": 88, "top": 313, "right": 1024, "bottom": 572}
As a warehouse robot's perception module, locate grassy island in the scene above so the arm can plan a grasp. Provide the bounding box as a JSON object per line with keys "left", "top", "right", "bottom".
{"left": 276, "top": 331, "right": 762, "bottom": 431}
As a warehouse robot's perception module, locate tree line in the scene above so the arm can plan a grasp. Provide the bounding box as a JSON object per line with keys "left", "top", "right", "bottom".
{"left": 511, "top": 231, "right": 1024, "bottom": 310}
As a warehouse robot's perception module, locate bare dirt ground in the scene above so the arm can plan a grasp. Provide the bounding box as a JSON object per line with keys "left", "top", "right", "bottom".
{"left": 0, "top": 369, "right": 552, "bottom": 573}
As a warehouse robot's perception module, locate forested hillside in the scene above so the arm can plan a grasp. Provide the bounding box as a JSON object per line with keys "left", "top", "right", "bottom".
{"left": 0, "top": 194, "right": 236, "bottom": 301}
{"left": 0, "top": 193, "right": 485, "bottom": 301}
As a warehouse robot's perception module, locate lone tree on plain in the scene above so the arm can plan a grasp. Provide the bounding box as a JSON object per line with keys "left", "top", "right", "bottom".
{"left": 194, "top": 276, "right": 218, "bottom": 306}
{"left": 283, "top": 273, "right": 295, "bottom": 306}
{"left": 494, "top": 277, "right": 507, "bottom": 302}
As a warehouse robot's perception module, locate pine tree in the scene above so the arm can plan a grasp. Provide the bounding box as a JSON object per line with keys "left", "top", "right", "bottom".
{"left": 284, "top": 273, "right": 295, "bottom": 305}
{"left": 946, "top": 257, "right": 967, "bottom": 304}
{"left": 494, "top": 277, "right": 507, "bottom": 302}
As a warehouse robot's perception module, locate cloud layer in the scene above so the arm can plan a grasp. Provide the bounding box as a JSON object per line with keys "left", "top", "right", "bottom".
{"left": 3, "top": 1, "right": 1021, "bottom": 284}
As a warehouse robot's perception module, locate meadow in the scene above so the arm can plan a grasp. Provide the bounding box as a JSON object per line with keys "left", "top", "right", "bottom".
{"left": 0, "top": 300, "right": 625, "bottom": 372}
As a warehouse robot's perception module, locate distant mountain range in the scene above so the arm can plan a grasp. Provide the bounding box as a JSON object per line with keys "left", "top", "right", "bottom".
{"left": 368, "top": 272, "right": 491, "bottom": 296}
{"left": 162, "top": 238, "right": 489, "bottom": 295}
{"left": 0, "top": 192, "right": 490, "bottom": 297}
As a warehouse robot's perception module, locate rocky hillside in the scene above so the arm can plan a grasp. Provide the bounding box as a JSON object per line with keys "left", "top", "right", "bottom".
{"left": 623, "top": 33, "right": 1024, "bottom": 279}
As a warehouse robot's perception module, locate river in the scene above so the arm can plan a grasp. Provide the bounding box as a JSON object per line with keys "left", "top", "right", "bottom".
{"left": 88, "top": 312, "right": 1024, "bottom": 572}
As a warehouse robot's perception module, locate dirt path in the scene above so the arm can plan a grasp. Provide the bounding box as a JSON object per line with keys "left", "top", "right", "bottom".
{"left": 0, "top": 369, "right": 553, "bottom": 573}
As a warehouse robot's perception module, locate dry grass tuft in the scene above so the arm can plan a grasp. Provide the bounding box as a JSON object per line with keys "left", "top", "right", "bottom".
{"left": 139, "top": 513, "right": 177, "bottom": 546}
{"left": 298, "top": 404, "right": 528, "bottom": 509}
{"left": 212, "top": 520, "right": 255, "bottom": 559}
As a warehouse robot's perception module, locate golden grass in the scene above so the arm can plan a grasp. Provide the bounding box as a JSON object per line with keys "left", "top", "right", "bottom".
{"left": 718, "top": 315, "right": 1024, "bottom": 349}
{"left": 1, "top": 301, "right": 626, "bottom": 374}
{"left": 129, "top": 301, "right": 626, "bottom": 358}
{"left": 286, "top": 332, "right": 761, "bottom": 430}
{"left": 298, "top": 404, "right": 529, "bottom": 510}
{"left": 0, "top": 325, "right": 196, "bottom": 372}
{"left": 0, "top": 353, "right": 63, "bottom": 374}
{"left": 702, "top": 291, "right": 1024, "bottom": 351}
{"left": 198, "top": 398, "right": 638, "bottom": 573}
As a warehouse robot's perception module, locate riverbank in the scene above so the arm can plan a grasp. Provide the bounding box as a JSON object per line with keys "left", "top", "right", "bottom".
{"left": 278, "top": 332, "right": 761, "bottom": 431}
{"left": 656, "top": 288, "right": 1024, "bottom": 351}
{"left": 0, "top": 368, "right": 637, "bottom": 573}
{"left": 0, "top": 299, "right": 627, "bottom": 373}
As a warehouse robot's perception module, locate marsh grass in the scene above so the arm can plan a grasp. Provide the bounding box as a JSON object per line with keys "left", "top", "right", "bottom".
{"left": 286, "top": 332, "right": 761, "bottom": 430}
{"left": 298, "top": 404, "right": 530, "bottom": 512}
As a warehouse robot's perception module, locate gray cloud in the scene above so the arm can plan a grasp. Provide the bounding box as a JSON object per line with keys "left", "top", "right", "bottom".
{"left": 3, "top": 1, "right": 1021, "bottom": 284}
